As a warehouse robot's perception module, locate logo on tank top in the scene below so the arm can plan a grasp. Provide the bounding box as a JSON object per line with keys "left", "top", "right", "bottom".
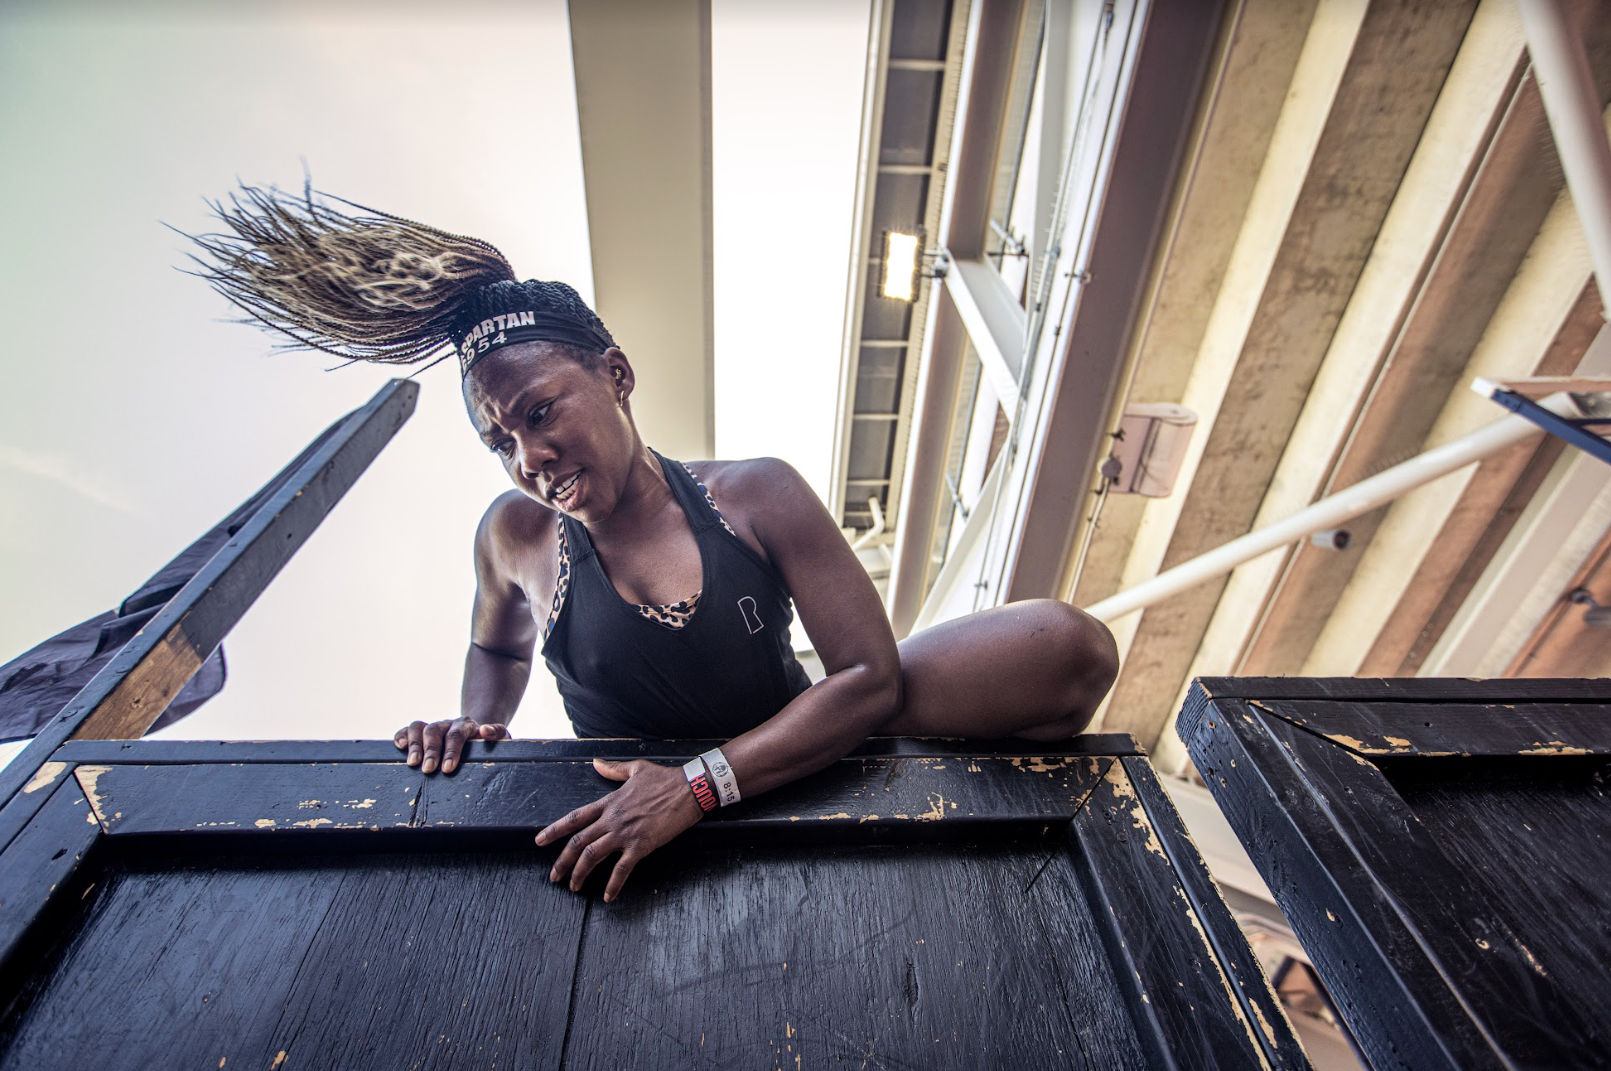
{"left": 737, "top": 596, "right": 764, "bottom": 635}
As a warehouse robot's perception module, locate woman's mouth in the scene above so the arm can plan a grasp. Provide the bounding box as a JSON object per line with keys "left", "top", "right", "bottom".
{"left": 550, "top": 471, "right": 582, "bottom": 506}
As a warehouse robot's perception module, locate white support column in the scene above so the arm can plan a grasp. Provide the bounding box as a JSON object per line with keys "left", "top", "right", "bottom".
{"left": 1518, "top": 0, "right": 1611, "bottom": 317}
{"left": 570, "top": 0, "right": 716, "bottom": 463}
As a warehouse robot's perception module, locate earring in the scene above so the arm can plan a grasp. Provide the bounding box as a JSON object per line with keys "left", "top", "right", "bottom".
{"left": 618, "top": 390, "right": 626, "bottom": 407}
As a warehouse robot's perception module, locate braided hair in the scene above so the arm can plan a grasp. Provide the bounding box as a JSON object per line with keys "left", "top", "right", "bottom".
{"left": 182, "top": 181, "right": 613, "bottom": 374}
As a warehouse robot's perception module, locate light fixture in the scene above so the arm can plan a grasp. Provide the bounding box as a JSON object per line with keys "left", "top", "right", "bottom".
{"left": 882, "top": 231, "right": 920, "bottom": 300}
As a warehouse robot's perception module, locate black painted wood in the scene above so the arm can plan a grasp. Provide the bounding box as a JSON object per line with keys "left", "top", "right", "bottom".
{"left": 1118, "top": 756, "right": 1310, "bottom": 1070}
{"left": 1180, "top": 681, "right": 1611, "bottom": 1070}
{"left": 0, "top": 379, "right": 417, "bottom": 811}
{"left": 1389, "top": 762, "right": 1611, "bottom": 1054}
{"left": 0, "top": 851, "right": 585, "bottom": 1071}
{"left": 417, "top": 755, "right": 1111, "bottom": 836}
{"left": 0, "top": 763, "right": 75, "bottom": 859}
{"left": 1071, "top": 758, "right": 1280, "bottom": 1070}
{"left": 1250, "top": 696, "right": 1611, "bottom": 756}
{"left": 1194, "top": 676, "right": 1611, "bottom": 704}
{"left": 0, "top": 738, "right": 1302, "bottom": 1070}
{"left": 51, "top": 733, "right": 1143, "bottom": 766}
{"left": 562, "top": 840, "right": 1153, "bottom": 1070}
{"left": 73, "top": 755, "right": 1111, "bottom": 840}
{"left": 0, "top": 780, "right": 100, "bottom": 982}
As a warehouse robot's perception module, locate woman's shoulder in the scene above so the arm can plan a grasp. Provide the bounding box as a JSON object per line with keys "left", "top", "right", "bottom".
{"left": 682, "top": 457, "right": 831, "bottom": 555}
{"left": 684, "top": 457, "right": 805, "bottom": 502}
{"left": 475, "top": 491, "right": 559, "bottom": 578}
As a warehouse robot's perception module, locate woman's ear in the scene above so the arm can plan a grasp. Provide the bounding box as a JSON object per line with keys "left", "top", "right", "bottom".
{"left": 603, "top": 348, "right": 634, "bottom": 405}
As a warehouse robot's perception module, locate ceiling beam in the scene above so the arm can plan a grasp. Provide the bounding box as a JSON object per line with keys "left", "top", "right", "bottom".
{"left": 1069, "top": 0, "right": 1318, "bottom": 613}
{"left": 1095, "top": 0, "right": 1373, "bottom": 733}
{"left": 1181, "top": 0, "right": 1530, "bottom": 687}
{"left": 1303, "top": 184, "right": 1605, "bottom": 676}
{"left": 570, "top": 0, "right": 714, "bottom": 463}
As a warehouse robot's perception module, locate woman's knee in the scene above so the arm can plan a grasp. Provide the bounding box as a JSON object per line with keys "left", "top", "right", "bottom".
{"left": 1020, "top": 599, "right": 1119, "bottom": 710}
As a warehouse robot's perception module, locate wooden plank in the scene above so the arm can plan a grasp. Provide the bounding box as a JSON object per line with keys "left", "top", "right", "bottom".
{"left": 1489, "top": 376, "right": 1611, "bottom": 398}
{"left": 0, "top": 379, "right": 418, "bottom": 810}
{"left": 1069, "top": 759, "right": 1290, "bottom": 1070}
{"left": 49, "top": 732, "right": 1144, "bottom": 767}
{"left": 0, "top": 763, "right": 75, "bottom": 859}
{"left": 1178, "top": 696, "right": 1491, "bottom": 1071}
{"left": 1251, "top": 715, "right": 1606, "bottom": 1067}
{"left": 1252, "top": 697, "right": 1611, "bottom": 756}
{"left": 73, "top": 763, "right": 417, "bottom": 836}
{"left": 563, "top": 839, "right": 1153, "bottom": 1070}
{"left": 255, "top": 853, "right": 583, "bottom": 1071}
{"left": 77, "top": 757, "right": 1112, "bottom": 840}
{"left": 1192, "top": 675, "right": 1611, "bottom": 704}
{"left": 1181, "top": 694, "right": 1606, "bottom": 1069}
{"left": 0, "top": 852, "right": 584, "bottom": 1071}
{"left": 1118, "top": 756, "right": 1309, "bottom": 1070}
{"left": 0, "top": 779, "right": 101, "bottom": 981}
{"left": 418, "top": 755, "right": 1111, "bottom": 837}
{"left": 1391, "top": 764, "right": 1611, "bottom": 1050}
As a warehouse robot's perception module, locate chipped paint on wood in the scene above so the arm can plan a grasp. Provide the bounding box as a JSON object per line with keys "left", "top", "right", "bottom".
{"left": 255, "top": 819, "right": 277, "bottom": 828}
{"left": 1519, "top": 742, "right": 1592, "bottom": 756}
{"left": 74, "top": 765, "right": 113, "bottom": 827}
{"left": 1382, "top": 736, "right": 1412, "bottom": 748}
{"left": 23, "top": 761, "right": 68, "bottom": 795}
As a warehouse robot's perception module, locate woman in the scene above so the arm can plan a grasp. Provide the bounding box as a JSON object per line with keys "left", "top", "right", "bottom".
{"left": 191, "top": 185, "right": 1119, "bottom": 903}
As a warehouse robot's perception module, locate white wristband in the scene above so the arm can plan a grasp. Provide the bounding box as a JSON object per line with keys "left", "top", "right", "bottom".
{"left": 700, "top": 747, "right": 741, "bottom": 806}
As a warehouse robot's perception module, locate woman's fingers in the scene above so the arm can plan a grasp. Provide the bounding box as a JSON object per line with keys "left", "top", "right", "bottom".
{"left": 565, "top": 831, "right": 619, "bottom": 891}
{"left": 394, "top": 718, "right": 505, "bottom": 773}
{"left": 536, "top": 799, "right": 605, "bottom": 849}
{"left": 395, "top": 721, "right": 426, "bottom": 767}
{"left": 603, "top": 850, "right": 642, "bottom": 904}
{"left": 538, "top": 762, "right": 704, "bottom": 901}
{"left": 440, "top": 716, "right": 480, "bottom": 774}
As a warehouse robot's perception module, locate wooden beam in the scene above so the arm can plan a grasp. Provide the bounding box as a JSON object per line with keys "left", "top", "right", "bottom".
{"left": 1105, "top": 0, "right": 1477, "bottom": 743}
{"left": 1357, "top": 285, "right": 1601, "bottom": 677}
{"left": 0, "top": 380, "right": 417, "bottom": 809}
{"left": 1487, "top": 375, "right": 1611, "bottom": 397}
{"left": 1168, "top": 0, "right": 1526, "bottom": 716}
{"left": 1071, "top": 0, "right": 1319, "bottom": 613}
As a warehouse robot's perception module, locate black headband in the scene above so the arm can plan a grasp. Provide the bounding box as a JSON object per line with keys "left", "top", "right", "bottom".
{"left": 456, "top": 311, "right": 614, "bottom": 376}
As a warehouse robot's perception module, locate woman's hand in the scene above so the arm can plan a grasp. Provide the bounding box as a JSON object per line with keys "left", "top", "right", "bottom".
{"left": 394, "top": 716, "right": 510, "bottom": 774}
{"left": 536, "top": 759, "right": 704, "bottom": 902}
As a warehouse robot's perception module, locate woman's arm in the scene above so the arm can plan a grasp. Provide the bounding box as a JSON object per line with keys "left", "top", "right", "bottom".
{"left": 396, "top": 494, "right": 540, "bottom": 773}
{"left": 700, "top": 457, "right": 902, "bottom": 792}
{"left": 539, "top": 459, "right": 904, "bottom": 899}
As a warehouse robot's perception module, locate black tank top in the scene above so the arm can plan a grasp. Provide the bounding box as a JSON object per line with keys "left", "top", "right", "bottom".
{"left": 541, "top": 452, "right": 812, "bottom": 738}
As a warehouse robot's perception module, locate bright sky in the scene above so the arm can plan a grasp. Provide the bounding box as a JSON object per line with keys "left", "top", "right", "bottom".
{"left": 0, "top": 0, "right": 869, "bottom": 744}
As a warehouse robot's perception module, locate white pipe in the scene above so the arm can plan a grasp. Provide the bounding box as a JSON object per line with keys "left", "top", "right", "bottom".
{"left": 1084, "top": 394, "right": 1582, "bottom": 623}
{"left": 849, "top": 495, "right": 887, "bottom": 551}
{"left": 1517, "top": 0, "right": 1611, "bottom": 318}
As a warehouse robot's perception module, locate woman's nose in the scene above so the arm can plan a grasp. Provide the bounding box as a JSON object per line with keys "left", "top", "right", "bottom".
{"left": 518, "top": 437, "right": 555, "bottom": 479}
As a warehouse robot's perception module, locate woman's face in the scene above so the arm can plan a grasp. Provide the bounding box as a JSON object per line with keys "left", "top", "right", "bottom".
{"left": 463, "top": 341, "right": 638, "bottom": 523}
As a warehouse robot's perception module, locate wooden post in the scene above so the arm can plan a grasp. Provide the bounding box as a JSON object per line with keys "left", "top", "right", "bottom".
{"left": 0, "top": 379, "right": 417, "bottom": 809}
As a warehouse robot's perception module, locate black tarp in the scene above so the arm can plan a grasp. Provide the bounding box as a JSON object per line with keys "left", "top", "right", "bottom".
{"left": 0, "top": 419, "right": 348, "bottom": 743}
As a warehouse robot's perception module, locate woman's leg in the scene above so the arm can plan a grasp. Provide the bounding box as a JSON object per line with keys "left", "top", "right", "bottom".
{"left": 880, "top": 599, "right": 1119, "bottom": 740}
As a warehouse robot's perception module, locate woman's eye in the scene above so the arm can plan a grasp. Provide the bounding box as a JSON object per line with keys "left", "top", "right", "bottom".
{"left": 528, "top": 403, "right": 553, "bottom": 427}
{"left": 492, "top": 440, "right": 514, "bottom": 458}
